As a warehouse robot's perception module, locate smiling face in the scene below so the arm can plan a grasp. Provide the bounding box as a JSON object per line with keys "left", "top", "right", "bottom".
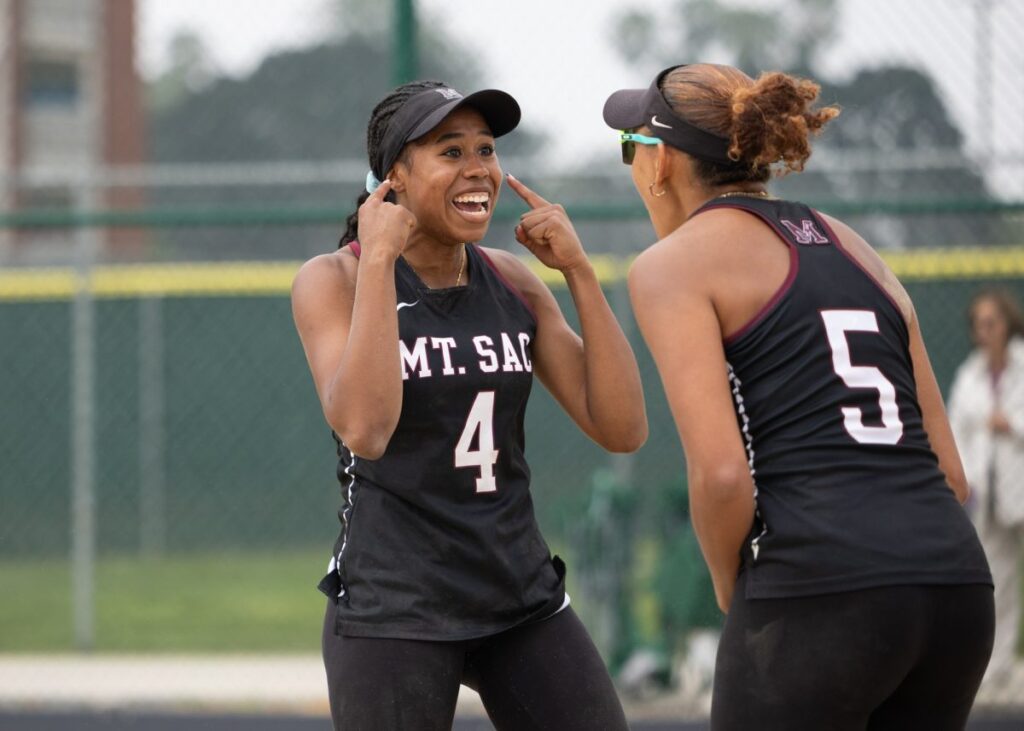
{"left": 389, "top": 107, "right": 503, "bottom": 246}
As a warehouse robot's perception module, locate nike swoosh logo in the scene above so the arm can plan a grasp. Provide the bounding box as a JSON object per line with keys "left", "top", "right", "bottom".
{"left": 651, "top": 115, "right": 672, "bottom": 129}
{"left": 396, "top": 300, "right": 420, "bottom": 311}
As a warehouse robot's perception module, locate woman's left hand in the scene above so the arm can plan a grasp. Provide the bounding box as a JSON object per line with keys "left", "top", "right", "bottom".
{"left": 507, "top": 174, "right": 589, "bottom": 273}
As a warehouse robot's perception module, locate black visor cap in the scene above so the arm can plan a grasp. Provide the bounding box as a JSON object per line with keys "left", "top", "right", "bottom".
{"left": 602, "top": 87, "right": 650, "bottom": 131}
{"left": 374, "top": 87, "right": 521, "bottom": 180}
{"left": 603, "top": 66, "right": 739, "bottom": 167}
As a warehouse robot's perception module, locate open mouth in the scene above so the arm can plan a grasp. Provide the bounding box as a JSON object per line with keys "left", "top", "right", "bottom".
{"left": 451, "top": 192, "right": 491, "bottom": 220}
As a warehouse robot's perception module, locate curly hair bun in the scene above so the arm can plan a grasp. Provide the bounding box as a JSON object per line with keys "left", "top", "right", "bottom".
{"left": 661, "top": 64, "right": 839, "bottom": 184}
{"left": 729, "top": 72, "right": 840, "bottom": 174}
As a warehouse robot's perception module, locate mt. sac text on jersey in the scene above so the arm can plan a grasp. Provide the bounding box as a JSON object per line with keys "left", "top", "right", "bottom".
{"left": 400, "top": 332, "right": 533, "bottom": 380}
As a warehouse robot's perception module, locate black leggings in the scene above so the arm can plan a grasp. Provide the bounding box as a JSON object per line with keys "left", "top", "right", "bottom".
{"left": 322, "top": 601, "right": 628, "bottom": 731}
{"left": 712, "top": 578, "right": 995, "bottom": 731}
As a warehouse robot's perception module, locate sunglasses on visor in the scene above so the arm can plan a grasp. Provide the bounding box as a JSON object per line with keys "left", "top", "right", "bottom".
{"left": 619, "top": 132, "right": 662, "bottom": 164}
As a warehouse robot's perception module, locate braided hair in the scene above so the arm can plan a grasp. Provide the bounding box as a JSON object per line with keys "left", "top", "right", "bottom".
{"left": 339, "top": 80, "right": 448, "bottom": 248}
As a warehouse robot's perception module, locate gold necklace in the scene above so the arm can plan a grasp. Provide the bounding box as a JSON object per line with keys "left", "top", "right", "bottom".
{"left": 715, "top": 190, "right": 772, "bottom": 200}
{"left": 454, "top": 245, "right": 466, "bottom": 287}
{"left": 406, "top": 245, "right": 466, "bottom": 288}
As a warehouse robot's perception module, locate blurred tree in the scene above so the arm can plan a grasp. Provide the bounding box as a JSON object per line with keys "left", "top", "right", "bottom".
{"left": 146, "top": 29, "right": 219, "bottom": 114}
{"left": 143, "top": 1, "right": 543, "bottom": 259}
{"left": 323, "top": 0, "right": 390, "bottom": 40}
{"left": 612, "top": 0, "right": 838, "bottom": 76}
{"left": 614, "top": 9, "right": 658, "bottom": 64}
{"left": 150, "top": 35, "right": 407, "bottom": 163}
{"left": 777, "top": 69, "right": 995, "bottom": 249}
{"left": 149, "top": 1, "right": 541, "bottom": 164}
{"left": 608, "top": 0, "right": 1000, "bottom": 248}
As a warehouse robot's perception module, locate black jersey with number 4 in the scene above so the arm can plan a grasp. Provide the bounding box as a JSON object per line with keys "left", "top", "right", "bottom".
{"left": 317, "top": 243, "right": 566, "bottom": 641}
{"left": 696, "top": 196, "right": 992, "bottom": 599}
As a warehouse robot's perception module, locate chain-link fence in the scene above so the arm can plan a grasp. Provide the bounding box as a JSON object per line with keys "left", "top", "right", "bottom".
{"left": 2, "top": 0, "right": 1024, "bottom": 720}
{"left": 3, "top": 244, "right": 1024, "bottom": 706}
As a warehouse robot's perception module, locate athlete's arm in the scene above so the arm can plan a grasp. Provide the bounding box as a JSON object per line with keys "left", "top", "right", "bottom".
{"left": 629, "top": 238, "right": 755, "bottom": 613}
{"left": 908, "top": 311, "right": 970, "bottom": 503}
{"left": 823, "top": 214, "right": 969, "bottom": 504}
{"left": 291, "top": 180, "right": 414, "bottom": 459}
{"left": 491, "top": 175, "right": 647, "bottom": 453}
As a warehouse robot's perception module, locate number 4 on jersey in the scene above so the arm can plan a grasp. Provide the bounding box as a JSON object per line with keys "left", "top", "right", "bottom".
{"left": 821, "top": 309, "right": 904, "bottom": 445}
{"left": 455, "top": 391, "right": 500, "bottom": 493}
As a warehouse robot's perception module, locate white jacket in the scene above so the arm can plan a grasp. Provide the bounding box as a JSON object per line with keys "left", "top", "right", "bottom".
{"left": 948, "top": 337, "right": 1024, "bottom": 527}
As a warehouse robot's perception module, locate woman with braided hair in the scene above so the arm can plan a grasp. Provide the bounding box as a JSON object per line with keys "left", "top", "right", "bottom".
{"left": 292, "top": 79, "right": 644, "bottom": 730}
{"left": 610, "top": 64, "right": 993, "bottom": 729}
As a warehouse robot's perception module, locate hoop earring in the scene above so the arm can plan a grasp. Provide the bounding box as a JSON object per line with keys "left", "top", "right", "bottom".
{"left": 649, "top": 182, "right": 667, "bottom": 198}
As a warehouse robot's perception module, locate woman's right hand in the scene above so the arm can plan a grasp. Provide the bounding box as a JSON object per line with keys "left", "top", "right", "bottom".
{"left": 356, "top": 179, "right": 416, "bottom": 260}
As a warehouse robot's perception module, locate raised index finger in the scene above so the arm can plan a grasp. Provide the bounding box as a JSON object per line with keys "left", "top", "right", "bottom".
{"left": 367, "top": 177, "right": 393, "bottom": 202}
{"left": 506, "top": 174, "right": 550, "bottom": 209}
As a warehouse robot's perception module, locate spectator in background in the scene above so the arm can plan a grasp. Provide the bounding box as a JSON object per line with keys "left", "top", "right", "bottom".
{"left": 949, "top": 288, "right": 1024, "bottom": 692}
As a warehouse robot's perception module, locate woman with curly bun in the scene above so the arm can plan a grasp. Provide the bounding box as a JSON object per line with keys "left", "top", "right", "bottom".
{"left": 608, "top": 64, "right": 993, "bottom": 729}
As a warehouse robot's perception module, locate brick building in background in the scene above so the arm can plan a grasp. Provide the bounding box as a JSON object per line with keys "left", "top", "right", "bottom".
{"left": 0, "top": 0, "right": 144, "bottom": 262}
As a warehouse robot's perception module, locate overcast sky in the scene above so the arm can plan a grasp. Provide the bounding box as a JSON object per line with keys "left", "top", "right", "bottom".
{"left": 138, "top": 0, "right": 1023, "bottom": 190}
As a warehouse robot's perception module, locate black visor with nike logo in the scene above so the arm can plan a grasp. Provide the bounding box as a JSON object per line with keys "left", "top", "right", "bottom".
{"left": 602, "top": 65, "right": 740, "bottom": 166}
{"left": 374, "top": 86, "right": 521, "bottom": 181}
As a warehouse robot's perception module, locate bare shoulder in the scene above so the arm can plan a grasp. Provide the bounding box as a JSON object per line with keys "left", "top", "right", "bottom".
{"left": 290, "top": 248, "right": 361, "bottom": 327}
{"left": 819, "top": 213, "right": 915, "bottom": 324}
{"left": 292, "top": 248, "right": 359, "bottom": 301}
{"left": 629, "top": 238, "right": 674, "bottom": 291}
{"left": 629, "top": 223, "right": 716, "bottom": 295}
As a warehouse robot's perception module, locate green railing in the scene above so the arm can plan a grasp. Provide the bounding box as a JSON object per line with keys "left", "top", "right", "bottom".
{"left": 1, "top": 198, "right": 1023, "bottom": 229}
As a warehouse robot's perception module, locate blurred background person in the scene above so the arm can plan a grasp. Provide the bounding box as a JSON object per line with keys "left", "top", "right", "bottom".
{"left": 949, "top": 288, "right": 1024, "bottom": 692}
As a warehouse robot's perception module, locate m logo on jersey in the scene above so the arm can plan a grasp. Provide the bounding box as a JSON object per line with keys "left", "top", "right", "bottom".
{"left": 780, "top": 218, "right": 829, "bottom": 245}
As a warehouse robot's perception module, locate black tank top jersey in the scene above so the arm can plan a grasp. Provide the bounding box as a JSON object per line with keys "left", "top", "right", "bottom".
{"left": 695, "top": 197, "right": 991, "bottom": 599}
{"left": 317, "top": 243, "right": 566, "bottom": 640}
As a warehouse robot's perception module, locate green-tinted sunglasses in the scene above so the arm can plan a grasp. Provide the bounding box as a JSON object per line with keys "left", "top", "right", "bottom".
{"left": 620, "top": 132, "right": 662, "bottom": 164}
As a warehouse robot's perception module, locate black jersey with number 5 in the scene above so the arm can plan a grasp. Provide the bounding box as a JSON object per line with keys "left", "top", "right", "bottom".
{"left": 317, "top": 243, "right": 566, "bottom": 640}
{"left": 697, "top": 197, "right": 991, "bottom": 599}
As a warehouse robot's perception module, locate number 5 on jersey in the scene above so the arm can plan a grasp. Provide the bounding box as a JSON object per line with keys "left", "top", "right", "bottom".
{"left": 455, "top": 391, "right": 499, "bottom": 493}
{"left": 821, "top": 309, "right": 904, "bottom": 445}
